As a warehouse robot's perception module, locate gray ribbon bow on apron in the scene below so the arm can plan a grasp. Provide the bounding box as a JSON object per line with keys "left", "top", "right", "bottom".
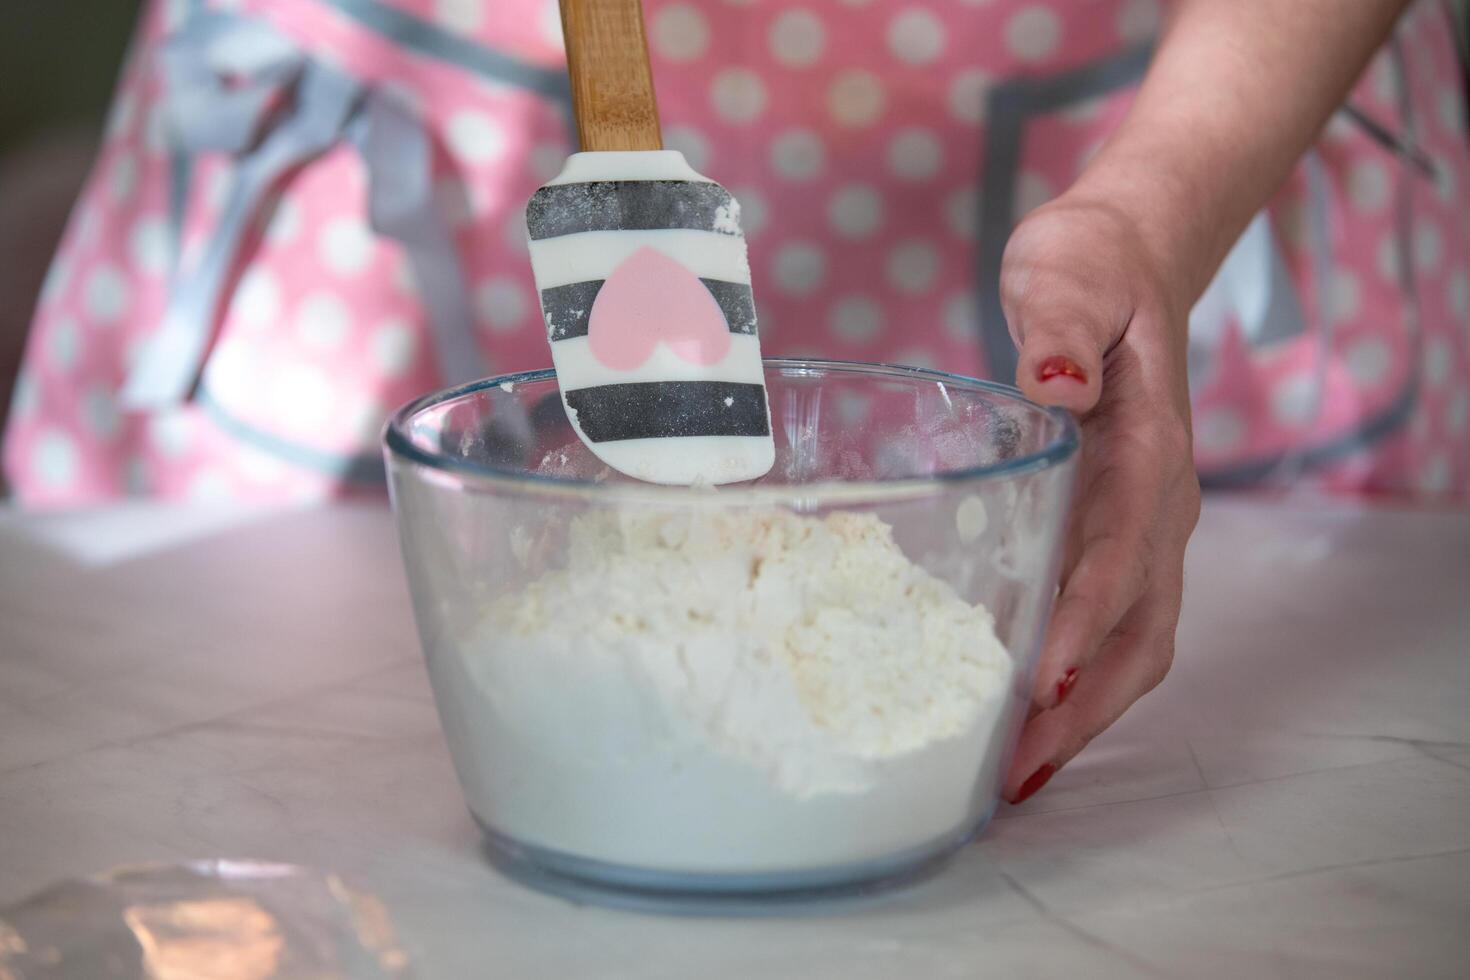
{"left": 123, "top": 10, "right": 486, "bottom": 408}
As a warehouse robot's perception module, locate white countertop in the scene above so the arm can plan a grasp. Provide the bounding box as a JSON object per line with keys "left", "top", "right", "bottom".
{"left": 1, "top": 497, "right": 1467, "bottom": 978}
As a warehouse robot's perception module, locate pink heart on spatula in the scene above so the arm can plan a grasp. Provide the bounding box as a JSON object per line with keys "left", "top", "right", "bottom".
{"left": 587, "top": 246, "right": 732, "bottom": 371}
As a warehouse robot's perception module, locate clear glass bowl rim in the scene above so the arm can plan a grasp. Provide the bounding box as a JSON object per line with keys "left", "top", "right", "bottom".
{"left": 383, "top": 358, "right": 1080, "bottom": 500}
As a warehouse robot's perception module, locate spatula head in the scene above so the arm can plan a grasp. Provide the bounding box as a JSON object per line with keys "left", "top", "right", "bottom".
{"left": 526, "top": 151, "right": 775, "bottom": 485}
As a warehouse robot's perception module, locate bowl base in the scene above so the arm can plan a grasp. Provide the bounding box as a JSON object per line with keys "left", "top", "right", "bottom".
{"left": 473, "top": 802, "right": 998, "bottom": 917}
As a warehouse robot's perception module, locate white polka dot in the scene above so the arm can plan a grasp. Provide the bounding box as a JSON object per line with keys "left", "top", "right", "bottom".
{"left": 75, "top": 207, "right": 101, "bottom": 248}
{"left": 663, "top": 126, "right": 711, "bottom": 171}
{"left": 769, "top": 8, "right": 825, "bottom": 66}
{"left": 1446, "top": 390, "right": 1469, "bottom": 434}
{"left": 1447, "top": 268, "right": 1470, "bottom": 318}
{"left": 887, "top": 241, "right": 940, "bottom": 294}
{"left": 40, "top": 256, "right": 73, "bottom": 306}
{"left": 1326, "top": 270, "right": 1361, "bottom": 323}
{"left": 10, "top": 371, "right": 38, "bottom": 419}
{"left": 350, "top": 399, "right": 390, "bottom": 443}
{"left": 1419, "top": 453, "right": 1452, "bottom": 495}
{"left": 893, "top": 348, "right": 937, "bottom": 370}
{"left": 264, "top": 195, "right": 302, "bottom": 245}
{"left": 1116, "top": 0, "right": 1160, "bottom": 42}
{"left": 835, "top": 390, "right": 872, "bottom": 427}
{"left": 1271, "top": 373, "right": 1318, "bottom": 425}
{"left": 129, "top": 216, "right": 171, "bottom": 276}
{"left": 319, "top": 217, "right": 376, "bottom": 276}
{"left": 1423, "top": 337, "right": 1451, "bottom": 389}
{"left": 295, "top": 291, "right": 353, "bottom": 350}
{"left": 828, "top": 70, "right": 886, "bottom": 127}
{"left": 1438, "top": 86, "right": 1463, "bottom": 134}
{"left": 733, "top": 187, "right": 768, "bottom": 237}
{"left": 1323, "top": 113, "right": 1356, "bottom": 144}
{"left": 272, "top": 363, "right": 334, "bottom": 430}
{"left": 887, "top": 8, "right": 945, "bottom": 65}
{"left": 1415, "top": 222, "right": 1443, "bottom": 272}
{"left": 888, "top": 127, "right": 943, "bottom": 181}
{"left": 1371, "top": 60, "right": 1397, "bottom": 106}
{"left": 33, "top": 430, "right": 79, "bottom": 489}
{"left": 109, "top": 153, "right": 138, "bottom": 202}
{"left": 447, "top": 110, "right": 508, "bottom": 164}
{"left": 1377, "top": 234, "right": 1403, "bottom": 283}
{"left": 652, "top": 4, "right": 710, "bottom": 62}
{"left": 1345, "top": 337, "right": 1391, "bottom": 387}
{"left": 203, "top": 340, "right": 257, "bottom": 402}
{"left": 946, "top": 187, "right": 978, "bottom": 239}
{"left": 529, "top": 142, "right": 565, "bottom": 181}
{"left": 1017, "top": 171, "right": 1054, "bottom": 216}
{"left": 1347, "top": 159, "right": 1390, "bottom": 213}
{"left": 947, "top": 69, "right": 990, "bottom": 125}
{"left": 476, "top": 278, "right": 529, "bottom": 332}
{"left": 828, "top": 183, "right": 884, "bottom": 238}
{"left": 49, "top": 317, "right": 81, "bottom": 372}
{"left": 773, "top": 242, "right": 826, "bottom": 296}
{"left": 372, "top": 320, "right": 417, "bottom": 377}
{"left": 82, "top": 385, "right": 120, "bottom": 440}
{"left": 1006, "top": 6, "right": 1061, "bottom": 62}
{"left": 150, "top": 410, "right": 193, "bottom": 458}
{"left": 84, "top": 265, "right": 130, "bottom": 323}
{"left": 770, "top": 128, "right": 825, "bottom": 181}
{"left": 943, "top": 291, "right": 977, "bottom": 342}
{"left": 434, "top": 0, "right": 483, "bottom": 32}
{"left": 710, "top": 69, "right": 767, "bottom": 124}
{"left": 829, "top": 295, "right": 883, "bottom": 343}
{"left": 234, "top": 269, "right": 281, "bottom": 330}
{"left": 1195, "top": 408, "right": 1246, "bottom": 454}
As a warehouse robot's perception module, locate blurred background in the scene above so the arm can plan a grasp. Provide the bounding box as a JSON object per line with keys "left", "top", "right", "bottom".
{"left": 1, "top": 0, "right": 1467, "bottom": 462}
{"left": 1, "top": 1, "right": 145, "bottom": 438}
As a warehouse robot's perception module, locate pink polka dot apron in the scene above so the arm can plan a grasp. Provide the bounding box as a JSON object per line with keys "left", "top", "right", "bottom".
{"left": 5, "top": 0, "right": 1468, "bottom": 505}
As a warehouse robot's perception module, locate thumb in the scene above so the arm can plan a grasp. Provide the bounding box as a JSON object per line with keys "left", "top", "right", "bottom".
{"left": 1010, "top": 311, "right": 1110, "bottom": 415}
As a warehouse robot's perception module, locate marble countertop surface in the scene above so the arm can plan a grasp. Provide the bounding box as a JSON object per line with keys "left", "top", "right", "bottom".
{"left": 1, "top": 497, "right": 1467, "bottom": 978}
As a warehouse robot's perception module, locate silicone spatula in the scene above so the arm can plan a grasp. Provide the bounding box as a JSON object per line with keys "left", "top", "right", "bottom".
{"left": 525, "top": 0, "right": 775, "bottom": 486}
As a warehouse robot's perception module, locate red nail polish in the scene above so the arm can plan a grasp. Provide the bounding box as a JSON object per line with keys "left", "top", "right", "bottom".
{"left": 1037, "top": 355, "right": 1087, "bottom": 384}
{"left": 1013, "top": 763, "right": 1059, "bottom": 805}
{"left": 1056, "top": 667, "right": 1078, "bottom": 705}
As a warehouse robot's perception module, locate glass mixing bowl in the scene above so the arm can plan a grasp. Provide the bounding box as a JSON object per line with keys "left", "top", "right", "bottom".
{"left": 384, "top": 359, "right": 1078, "bottom": 908}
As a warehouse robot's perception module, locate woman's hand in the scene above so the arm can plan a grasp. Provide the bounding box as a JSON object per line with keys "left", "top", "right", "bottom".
{"left": 999, "top": 193, "right": 1201, "bottom": 803}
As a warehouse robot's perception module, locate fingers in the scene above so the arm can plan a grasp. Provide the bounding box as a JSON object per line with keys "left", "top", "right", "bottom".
{"left": 1003, "top": 599, "right": 1180, "bottom": 803}
{"left": 1031, "top": 441, "right": 1154, "bottom": 709}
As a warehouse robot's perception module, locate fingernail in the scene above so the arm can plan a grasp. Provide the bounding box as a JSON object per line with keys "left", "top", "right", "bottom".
{"left": 1056, "top": 667, "right": 1078, "bottom": 705}
{"left": 1013, "top": 763, "right": 1059, "bottom": 805}
{"left": 1037, "top": 355, "right": 1087, "bottom": 384}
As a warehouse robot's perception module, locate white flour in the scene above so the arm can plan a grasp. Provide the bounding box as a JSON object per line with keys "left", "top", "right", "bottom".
{"left": 440, "top": 508, "right": 1016, "bottom": 873}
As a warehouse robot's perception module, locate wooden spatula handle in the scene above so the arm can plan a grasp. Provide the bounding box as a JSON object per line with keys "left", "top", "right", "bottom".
{"left": 559, "top": 0, "right": 663, "bottom": 152}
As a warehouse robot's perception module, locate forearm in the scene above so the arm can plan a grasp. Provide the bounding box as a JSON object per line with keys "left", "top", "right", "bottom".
{"left": 1070, "top": 0, "right": 1411, "bottom": 310}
